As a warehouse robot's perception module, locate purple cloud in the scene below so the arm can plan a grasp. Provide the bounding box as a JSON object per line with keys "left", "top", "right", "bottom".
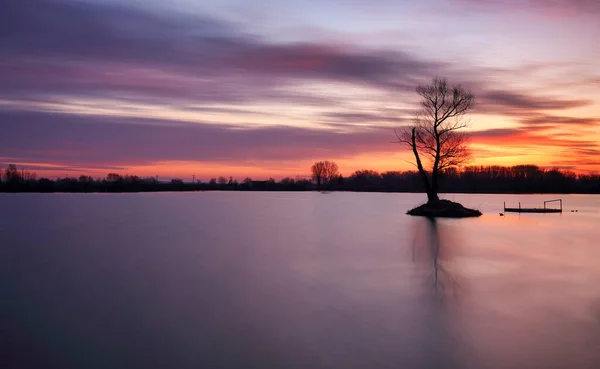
{"left": 0, "top": 110, "right": 396, "bottom": 167}
{"left": 480, "top": 90, "right": 591, "bottom": 110}
{"left": 517, "top": 114, "right": 598, "bottom": 127}
{"left": 455, "top": 0, "right": 600, "bottom": 13}
{"left": 0, "top": 0, "right": 441, "bottom": 104}
{"left": 2, "top": 0, "right": 594, "bottom": 119}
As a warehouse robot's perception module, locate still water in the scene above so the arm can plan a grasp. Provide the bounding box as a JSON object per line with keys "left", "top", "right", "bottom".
{"left": 1, "top": 192, "right": 599, "bottom": 369}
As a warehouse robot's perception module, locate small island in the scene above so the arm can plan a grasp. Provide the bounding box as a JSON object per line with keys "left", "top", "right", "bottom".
{"left": 407, "top": 199, "right": 482, "bottom": 218}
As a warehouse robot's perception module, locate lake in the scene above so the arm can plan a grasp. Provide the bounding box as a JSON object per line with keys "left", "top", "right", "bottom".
{"left": 1, "top": 192, "right": 599, "bottom": 369}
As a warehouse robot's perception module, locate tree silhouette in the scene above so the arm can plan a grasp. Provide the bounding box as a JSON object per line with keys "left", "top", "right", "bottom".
{"left": 311, "top": 160, "right": 339, "bottom": 187}
{"left": 396, "top": 77, "right": 474, "bottom": 203}
{"left": 280, "top": 177, "right": 294, "bottom": 185}
{"left": 106, "top": 173, "right": 123, "bottom": 183}
{"left": 4, "top": 164, "right": 22, "bottom": 184}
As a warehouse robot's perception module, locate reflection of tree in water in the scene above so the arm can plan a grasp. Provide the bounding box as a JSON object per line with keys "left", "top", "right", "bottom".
{"left": 409, "top": 217, "right": 464, "bottom": 369}
{"left": 412, "top": 217, "right": 461, "bottom": 300}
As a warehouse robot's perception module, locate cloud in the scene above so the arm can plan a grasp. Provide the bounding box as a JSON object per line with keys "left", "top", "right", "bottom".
{"left": 476, "top": 91, "right": 592, "bottom": 115}
{"left": 0, "top": 0, "right": 439, "bottom": 104}
{"left": 455, "top": 0, "right": 600, "bottom": 14}
{"left": 3, "top": 108, "right": 598, "bottom": 175}
{"left": 1, "top": 0, "right": 593, "bottom": 118}
{"left": 322, "top": 111, "right": 409, "bottom": 126}
{"left": 517, "top": 114, "right": 599, "bottom": 128}
{"left": 470, "top": 126, "right": 600, "bottom": 149}
{"left": 0, "top": 0, "right": 236, "bottom": 65}
{"left": 0, "top": 162, "right": 126, "bottom": 174}
{"left": 546, "top": 160, "right": 600, "bottom": 172}
{"left": 470, "top": 128, "right": 521, "bottom": 139}
{"left": 469, "top": 126, "right": 600, "bottom": 172}
{"left": 0, "top": 110, "right": 397, "bottom": 168}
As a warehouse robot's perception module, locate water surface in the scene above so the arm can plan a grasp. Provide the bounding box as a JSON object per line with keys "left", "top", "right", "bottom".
{"left": 1, "top": 192, "right": 599, "bottom": 369}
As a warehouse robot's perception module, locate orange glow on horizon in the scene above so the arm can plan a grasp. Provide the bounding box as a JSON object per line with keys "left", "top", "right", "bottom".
{"left": 14, "top": 147, "right": 599, "bottom": 182}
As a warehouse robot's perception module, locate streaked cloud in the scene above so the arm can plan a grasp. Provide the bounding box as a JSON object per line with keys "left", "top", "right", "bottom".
{"left": 0, "top": 110, "right": 394, "bottom": 167}
{"left": 0, "top": 0, "right": 440, "bottom": 105}
{"left": 455, "top": 0, "right": 600, "bottom": 13}
{"left": 478, "top": 91, "right": 592, "bottom": 113}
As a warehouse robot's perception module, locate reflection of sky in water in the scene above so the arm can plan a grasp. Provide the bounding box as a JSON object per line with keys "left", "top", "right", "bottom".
{"left": 0, "top": 192, "right": 599, "bottom": 368}
{"left": 412, "top": 206, "right": 600, "bottom": 368}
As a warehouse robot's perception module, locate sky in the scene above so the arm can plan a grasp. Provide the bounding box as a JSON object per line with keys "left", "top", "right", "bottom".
{"left": 1, "top": 0, "right": 599, "bottom": 180}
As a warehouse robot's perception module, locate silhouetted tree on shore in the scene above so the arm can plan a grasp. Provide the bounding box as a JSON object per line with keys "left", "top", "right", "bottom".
{"left": 396, "top": 77, "right": 474, "bottom": 203}
{"left": 349, "top": 170, "right": 382, "bottom": 191}
{"left": 2, "top": 164, "right": 36, "bottom": 191}
{"left": 4, "top": 164, "right": 21, "bottom": 184}
{"left": 311, "top": 160, "right": 339, "bottom": 188}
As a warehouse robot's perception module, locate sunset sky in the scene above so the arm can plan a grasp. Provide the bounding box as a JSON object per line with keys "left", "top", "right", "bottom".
{"left": 2, "top": 0, "right": 599, "bottom": 180}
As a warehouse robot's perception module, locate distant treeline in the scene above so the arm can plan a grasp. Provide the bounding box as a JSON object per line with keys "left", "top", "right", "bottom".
{"left": 1, "top": 164, "right": 599, "bottom": 194}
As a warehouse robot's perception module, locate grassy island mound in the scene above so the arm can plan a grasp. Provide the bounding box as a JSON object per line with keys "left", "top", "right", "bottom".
{"left": 407, "top": 199, "right": 482, "bottom": 218}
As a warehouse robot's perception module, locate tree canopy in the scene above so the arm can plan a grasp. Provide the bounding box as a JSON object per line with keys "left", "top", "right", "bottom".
{"left": 311, "top": 160, "right": 339, "bottom": 187}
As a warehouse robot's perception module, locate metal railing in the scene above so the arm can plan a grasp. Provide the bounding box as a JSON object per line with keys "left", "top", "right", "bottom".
{"left": 544, "top": 199, "right": 562, "bottom": 211}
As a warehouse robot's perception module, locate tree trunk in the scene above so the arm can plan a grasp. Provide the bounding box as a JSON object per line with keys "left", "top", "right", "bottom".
{"left": 411, "top": 128, "right": 438, "bottom": 203}
{"left": 430, "top": 119, "right": 441, "bottom": 203}
{"left": 430, "top": 169, "right": 440, "bottom": 203}
{"left": 426, "top": 187, "right": 439, "bottom": 203}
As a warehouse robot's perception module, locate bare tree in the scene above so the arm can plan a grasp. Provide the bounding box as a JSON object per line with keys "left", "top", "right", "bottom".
{"left": 396, "top": 77, "right": 474, "bottom": 203}
{"left": 311, "top": 162, "right": 326, "bottom": 186}
{"left": 5, "top": 164, "right": 23, "bottom": 184}
{"left": 324, "top": 162, "right": 339, "bottom": 183}
{"left": 106, "top": 173, "right": 123, "bottom": 183}
{"left": 311, "top": 160, "right": 339, "bottom": 187}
